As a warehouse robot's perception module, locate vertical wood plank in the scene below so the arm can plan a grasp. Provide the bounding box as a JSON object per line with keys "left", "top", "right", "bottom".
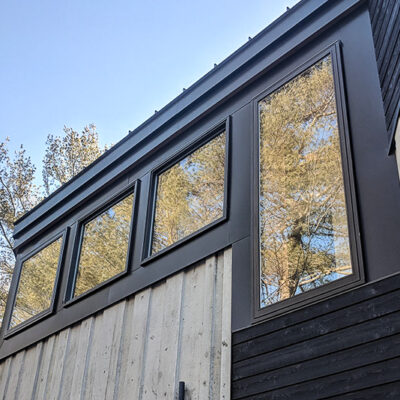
{"left": 104, "top": 301, "right": 127, "bottom": 400}
{"left": 209, "top": 252, "right": 225, "bottom": 399}
{"left": 220, "top": 248, "right": 232, "bottom": 400}
{"left": 0, "top": 361, "right": 5, "bottom": 390}
{"left": 157, "top": 272, "right": 184, "bottom": 399}
{"left": 118, "top": 288, "right": 151, "bottom": 400}
{"left": 90, "top": 305, "right": 120, "bottom": 400}
{"left": 4, "top": 351, "right": 25, "bottom": 400}
{"left": 83, "top": 312, "right": 106, "bottom": 400}
{"left": 197, "top": 256, "right": 218, "bottom": 400}
{"left": 140, "top": 281, "right": 166, "bottom": 399}
{"left": 113, "top": 296, "right": 135, "bottom": 400}
{"left": 18, "top": 343, "right": 43, "bottom": 400}
{"left": 178, "top": 261, "right": 206, "bottom": 399}
{"left": 0, "top": 357, "right": 12, "bottom": 398}
{"left": 46, "top": 329, "right": 70, "bottom": 400}
{"left": 58, "top": 324, "right": 81, "bottom": 400}
{"left": 69, "top": 316, "right": 95, "bottom": 400}
{"left": 34, "top": 335, "right": 56, "bottom": 400}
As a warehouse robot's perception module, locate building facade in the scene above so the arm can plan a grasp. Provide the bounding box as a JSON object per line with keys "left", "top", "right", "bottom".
{"left": 1, "top": 0, "right": 400, "bottom": 398}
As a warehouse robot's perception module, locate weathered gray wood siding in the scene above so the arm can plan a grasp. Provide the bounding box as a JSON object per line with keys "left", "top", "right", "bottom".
{"left": 0, "top": 249, "right": 232, "bottom": 400}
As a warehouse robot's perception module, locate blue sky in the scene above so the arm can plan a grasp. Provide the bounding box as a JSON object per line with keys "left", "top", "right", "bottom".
{"left": 0, "top": 0, "right": 298, "bottom": 177}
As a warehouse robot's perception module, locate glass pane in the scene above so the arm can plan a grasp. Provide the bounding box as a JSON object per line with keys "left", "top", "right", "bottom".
{"left": 10, "top": 237, "right": 62, "bottom": 328}
{"left": 259, "top": 56, "right": 352, "bottom": 308}
{"left": 74, "top": 192, "right": 134, "bottom": 297}
{"left": 151, "top": 131, "right": 226, "bottom": 255}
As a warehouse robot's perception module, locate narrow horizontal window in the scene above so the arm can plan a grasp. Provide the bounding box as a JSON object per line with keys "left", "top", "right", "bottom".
{"left": 73, "top": 192, "right": 135, "bottom": 298}
{"left": 150, "top": 130, "right": 227, "bottom": 255}
{"left": 258, "top": 55, "right": 352, "bottom": 308}
{"left": 10, "top": 237, "right": 63, "bottom": 328}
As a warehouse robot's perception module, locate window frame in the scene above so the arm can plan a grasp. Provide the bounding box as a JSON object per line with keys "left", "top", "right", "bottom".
{"left": 141, "top": 118, "right": 231, "bottom": 264}
{"left": 4, "top": 228, "right": 68, "bottom": 338}
{"left": 63, "top": 180, "right": 139, "bottom": 305}
{"left": 251, "top": 42, "right": 364, "bottom": 321}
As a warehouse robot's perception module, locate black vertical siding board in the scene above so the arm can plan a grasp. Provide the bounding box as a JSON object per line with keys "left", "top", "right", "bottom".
{"left": 372, "top": 0, "right": 390, "bottom": 40}
{"left": 232, "top": 275, "right": 400, "bottom": 399}
{"left": 368, "top": 0, "right": 378, "bottom": 21}
{"left": 378, "top": 7, "right": 400, "bottom": 73}
{"left": 369, "top": 0, "right": 400, "bottom": 142}
{"left": 372, "top": 0, "right": 384, "bottom": 27}
{"left": 381, "top": 39, "right": 400, "bottom": 101}
{"left": 375, "top": 0, "right": 396, "bottom": 55}
{"left": 376, "top": 1, "right": 400, "bottom": 62}
{"left": 385, "top": 72, "right": 400, "bottom": 127}
{"left": 370, "top": 0, "right": 383, "bottom": 31}
{"left": 383, "top": 52, "right": 400, "bottom": 105}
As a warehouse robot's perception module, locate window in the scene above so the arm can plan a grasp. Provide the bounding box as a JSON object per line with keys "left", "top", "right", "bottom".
{"left": 9, "top": 236, "right": 63, "bottom": 329}
{"left": 257, "top": 55, "right": 353, "bottom": 308}
{"left": 148, "top": 129, "right": 227, "bottom": 257}
{"left": 72, "top": 190, "right": 135, "bottom": 298}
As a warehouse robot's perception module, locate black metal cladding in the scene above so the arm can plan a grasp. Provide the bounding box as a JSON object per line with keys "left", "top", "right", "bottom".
{"left": 2, "top": 0, "right": 400, "bottom": 363}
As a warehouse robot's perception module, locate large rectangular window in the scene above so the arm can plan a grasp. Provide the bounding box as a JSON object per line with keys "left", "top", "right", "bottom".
{"left": 149, "top": 129, "right": 227, "bottom": 256}
{"left": 72, "top": 190, "right": 135, "bottom": 298}
{"left": 10, "top": 236, "right": 63, "bottom": 329}
{"left": 258, "top": 55, "right": 353, "bottom": 308}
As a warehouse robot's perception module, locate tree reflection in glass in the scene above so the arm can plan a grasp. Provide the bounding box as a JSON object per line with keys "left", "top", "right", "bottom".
{"left": 74, "top": 193, "right": 134, "bottom": 297}
{"left": 259, "top": 56, "right": 352, "bottom": 308}
{"left": 10, "top": 237, "right": 62, "bottom": 328}
{"left": 151, "top": 132, "right": 226, "bottom": 255}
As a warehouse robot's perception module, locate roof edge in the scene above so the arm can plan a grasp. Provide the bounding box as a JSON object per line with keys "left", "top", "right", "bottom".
{"left": 14, "top": 0, "right": 365, "bottom": 237}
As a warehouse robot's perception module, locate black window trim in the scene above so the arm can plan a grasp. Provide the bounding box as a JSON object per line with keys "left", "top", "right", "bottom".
{"left": 4, "top": 228, "right": 69, "bottom": 338}
{"left": 141, "top": 117, "right": 231, "bottom": 265}
{"left": 251, "top": 41, "right": 365, "bottom": 322}
{"left": 63, "top": 180, "right": 139, "bottom": 306}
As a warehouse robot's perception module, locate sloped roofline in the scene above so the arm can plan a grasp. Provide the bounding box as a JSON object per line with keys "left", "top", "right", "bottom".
{"left": 14, "top": 0, "right": 364, "bottom": 238}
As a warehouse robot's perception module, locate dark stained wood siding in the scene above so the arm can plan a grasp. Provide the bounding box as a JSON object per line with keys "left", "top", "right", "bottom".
{"left": 369, "top": 0, "right": 400, "bottom": 143}
{"left": 231, "top": 273, "right": 400, "bottom": 399}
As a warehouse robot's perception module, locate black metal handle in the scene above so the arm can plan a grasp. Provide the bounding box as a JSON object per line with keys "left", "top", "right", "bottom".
{"left": 178, "top": 381, "right": 185, "bottom": 400}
